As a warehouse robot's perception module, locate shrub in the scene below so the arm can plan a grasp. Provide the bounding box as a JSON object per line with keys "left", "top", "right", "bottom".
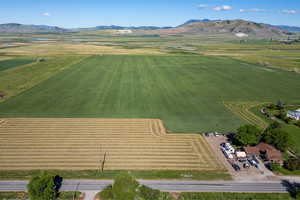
{"left": 269, "top": 163, "right": 281, "bottom": 171}
{"left": 100, "top": 185, "right": 113, "bottom": 200}
{"left": 139, "top": 185, "right": 160, "bottom": 200}
{"left": 284, "top": 158, "right": 300, "bottom": 171}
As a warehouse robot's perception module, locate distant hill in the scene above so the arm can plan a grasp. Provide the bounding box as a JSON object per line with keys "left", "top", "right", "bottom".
{"left": 0, "top": 23, "right": 68, "bottom": 33}
{"left": 274, "top": 25, "right": 300, "bottom": 32}
{"left": 177, "top": 19, "right": 214, "bottom": 27}
{"left": 157, "top": 19, "right": 290, "bottom": 38}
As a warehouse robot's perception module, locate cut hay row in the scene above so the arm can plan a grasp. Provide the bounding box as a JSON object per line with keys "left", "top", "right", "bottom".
{"left": 224, "top": 102, "right": 269, "bottom": 129}
{"left": 0, "top": 118, "right": 223, "bottom": 171}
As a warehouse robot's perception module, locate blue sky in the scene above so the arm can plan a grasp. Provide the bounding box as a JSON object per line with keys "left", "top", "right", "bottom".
{"left": 0, "top": 0, "right": 299, "bottom": 28}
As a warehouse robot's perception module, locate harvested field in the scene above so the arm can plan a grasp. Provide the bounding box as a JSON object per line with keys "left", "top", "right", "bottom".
{"left": 0, "top": 118, "right": 223, "bottom": 171}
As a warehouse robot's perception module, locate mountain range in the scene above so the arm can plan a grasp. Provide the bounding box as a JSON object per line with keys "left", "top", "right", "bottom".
{"left": 0, "top": 19, "right": 299, "bottom": 37}
{"left": 0, "top": 23, "right": 68, "bottom": 33}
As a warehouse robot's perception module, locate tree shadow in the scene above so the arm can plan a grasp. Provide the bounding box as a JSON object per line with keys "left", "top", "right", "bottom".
{"left": 281, "top": 179, "right": 300, "bottom": 198}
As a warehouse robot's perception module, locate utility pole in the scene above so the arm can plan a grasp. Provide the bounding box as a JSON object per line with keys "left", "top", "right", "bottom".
{"left": 102, "top": 152, "right": 107, "bottom": 172}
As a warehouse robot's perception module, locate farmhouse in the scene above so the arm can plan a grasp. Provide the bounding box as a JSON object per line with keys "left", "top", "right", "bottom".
{"left": 244, "top": 143, "right": 283, "bottom": 164}
{"left": 287, "top": 110, "right": 300, "bottom": 121}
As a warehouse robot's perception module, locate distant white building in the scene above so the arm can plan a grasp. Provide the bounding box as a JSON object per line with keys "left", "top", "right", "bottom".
{"left": 116, "top": 29, "right": 132, "bottom": 34}
{"left": 287, "top": 110, "right": 300, "bottom": 121}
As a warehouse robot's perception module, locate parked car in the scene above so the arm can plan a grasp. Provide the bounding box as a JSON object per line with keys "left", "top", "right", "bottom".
{"left": 221, "top": 147, "right": 233, "bottom": 159}
{"left": 232, "top": 164, "right": 241, "bottom": 171}
{"left": 243, "top": 163, "right": 250, "bottom": 169}
{"left": 238, "top": 159, "right": 247, "bottom": 163}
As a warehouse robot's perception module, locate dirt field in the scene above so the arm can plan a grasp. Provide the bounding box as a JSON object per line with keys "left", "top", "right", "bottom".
{"left": 0, "top": 118, "right": 223, "bottom": 171}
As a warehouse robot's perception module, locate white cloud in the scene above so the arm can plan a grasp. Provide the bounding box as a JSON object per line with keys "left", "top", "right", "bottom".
{"left": 240, "top": 8, "right": 266, "bottom": 13}
{"left": 213, "top": 5, "right": 232, "bottom": 12}
{"left": 280, "top": 10, "right": 297, "bottom": 14}
{"left": 42, "top": 12, "right": 51, "bottom": 17}
{"left": 198, "top": 4, "right": 209, "bottom": 9}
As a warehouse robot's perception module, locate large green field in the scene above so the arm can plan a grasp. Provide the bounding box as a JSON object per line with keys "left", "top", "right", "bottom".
{"left": 0, "top": 55, "right": 299, "bottom": 132}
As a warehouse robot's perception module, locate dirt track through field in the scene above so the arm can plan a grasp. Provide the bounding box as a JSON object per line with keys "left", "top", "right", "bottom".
{"left": 0, "top": 118, "right": 223, "bottom": 171}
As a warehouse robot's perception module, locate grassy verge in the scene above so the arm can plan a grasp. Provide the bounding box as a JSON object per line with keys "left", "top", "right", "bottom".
{"left": 179, "top": 192, "right": 293, "bottom": 200}
{"left": 0, "top": 192, "right": 81, "bottom": 200}
{"left": 0, "top": 170, "right": 231, "bottom": 181}
{"left": 59, "top": 191, "right": 82, "bottom": 200}
{"left": 274, "top": 167, "right": 300, "bottom": 176}
{"left": 0, "top": 192, "right": 27, "bottom": 200}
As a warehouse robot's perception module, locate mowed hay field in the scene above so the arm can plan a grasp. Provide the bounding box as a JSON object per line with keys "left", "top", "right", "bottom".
{"left": 0, "top": 55, "right": 300, "bottom": 132}
{"left": 0, "top": 118, "right": 222, "bottom": 171}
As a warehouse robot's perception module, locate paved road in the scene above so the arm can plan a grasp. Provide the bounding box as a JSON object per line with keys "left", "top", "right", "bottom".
{"left": 0, "top": 180, "right": 294, "bottom": 193}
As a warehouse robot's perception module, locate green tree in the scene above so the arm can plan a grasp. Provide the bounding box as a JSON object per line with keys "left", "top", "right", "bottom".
{"left": 27, "top": 172, "right": 59, "bottom": 200}
{"left": 262, "top": 128, "right": 292, "bottom": 151}
{"left": 233, "top": 124, "right": 262, "bottom": 146}
{"left": 111, "top": 172, "right": 139, "bottom": 200}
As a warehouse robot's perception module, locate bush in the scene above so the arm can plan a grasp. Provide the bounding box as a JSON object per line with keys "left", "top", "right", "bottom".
{"left": 100, "top": 185, "right": 113, "bottom": 200}
{"left": 269, "top": 163, "right": 281, "bottom": 171}
{"left": 139, "top": 185, "right": 160, "bottom": 200}
{"left": 27, "top": 172, "right": 61, "bottom": 200}
{"left": 296, "top": 188, "right": 300, "bottom": 199}
{"left": 284, "top": 158, "right": 300, "bottom": 171}
{"left": 100, "top": 172, "right": 174, "bottom": 200}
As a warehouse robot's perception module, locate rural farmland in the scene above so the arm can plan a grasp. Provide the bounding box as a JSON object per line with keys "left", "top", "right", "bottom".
{"left": 0, "top": 55, "right": 300, "bottom": 132}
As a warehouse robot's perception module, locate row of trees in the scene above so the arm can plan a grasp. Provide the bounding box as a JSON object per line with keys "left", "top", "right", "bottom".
{"left": 233, "top": 122, "right": 292, "bottom": 151}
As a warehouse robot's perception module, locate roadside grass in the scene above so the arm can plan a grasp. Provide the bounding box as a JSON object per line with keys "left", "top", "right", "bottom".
{"left": 275, "top": 167, "right": 300, "bottom": 176}
{"left": 179, "top": 192, "right": 293, "bottom": 200}
{"left": 0, "top": 55, "right": 300, "bottom": 132}
{"left": 0, "top": 58, "right": 34, "bottom": 72}
{"left": 0, "top": 192, "right": 81, "bottom": 200}
{"left": 59, "top": 191, "right": 82, "bottom": 200}
{"left": 0, "top": 170, "right": 231, "bottom": 181}
{"left": 0, "top": 55, "right": 89, "bottom": 101}
{"left": 0, "top": 192, "right": 27, "bottom": 200}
